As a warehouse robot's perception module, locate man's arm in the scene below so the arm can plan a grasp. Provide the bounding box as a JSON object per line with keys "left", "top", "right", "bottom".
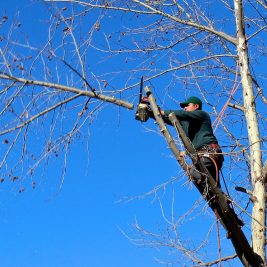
{"left": 164, "top": 109, "right": 206, "bottom": 121}
{"left": 145, "top": 106, "right": 174, "bottom": 125}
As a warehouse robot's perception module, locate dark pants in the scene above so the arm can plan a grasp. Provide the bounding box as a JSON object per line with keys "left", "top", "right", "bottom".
{"left": 190, "top": 145, "right": 224, "bottom": 187}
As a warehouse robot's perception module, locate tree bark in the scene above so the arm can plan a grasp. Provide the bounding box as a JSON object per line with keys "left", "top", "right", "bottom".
{"left": 143, "top": 86, "right": 188, "bottom": 170}
{"left": 0, "top": 74, "right": 134, "bottom": 110}
{"left": 145, "top": 86, "right": 263, "bottom": 266}
{"left": 234, "top": 0, "right": 265, "bottom": 263}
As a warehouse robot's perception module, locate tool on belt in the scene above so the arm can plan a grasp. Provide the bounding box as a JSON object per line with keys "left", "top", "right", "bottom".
{"left": 135, "top": 76, "right": 150, "bottom": 122}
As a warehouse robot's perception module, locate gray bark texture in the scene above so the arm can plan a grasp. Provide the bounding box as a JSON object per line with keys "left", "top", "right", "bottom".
{"left": 234, "top": 0, "right": 266, "bottom": 264}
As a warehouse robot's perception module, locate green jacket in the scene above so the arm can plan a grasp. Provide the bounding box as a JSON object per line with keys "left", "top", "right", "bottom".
{"left": 164, "top": 109, "right": 218, "bottom": 150}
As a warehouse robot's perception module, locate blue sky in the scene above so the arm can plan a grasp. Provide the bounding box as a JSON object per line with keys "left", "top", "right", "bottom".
{"left": 0, "top": 0, "right": 182, "bottom": 258}
{"left": 0, "top": 104, "right": 187, "bottom": 266}
{"left": 0, "top": 0, "right": 259, "bottom": 266}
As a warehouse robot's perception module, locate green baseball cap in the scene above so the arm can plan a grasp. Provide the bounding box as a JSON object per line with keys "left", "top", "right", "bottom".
{"left": 180, "top": 96, "right": 202, "bottom": 109}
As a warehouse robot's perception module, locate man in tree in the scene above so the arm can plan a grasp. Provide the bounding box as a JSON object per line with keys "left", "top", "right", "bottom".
{"left": 161, "top": 97, "right": 248, "bottom": 229}
{"left": 148, "top": 96, "right": 224, "bottom": 187}
{"left": 138, "top": 94, "right": 245, "bottom": 228}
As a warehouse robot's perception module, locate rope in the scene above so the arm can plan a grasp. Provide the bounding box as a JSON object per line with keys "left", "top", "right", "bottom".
{"left": 212, "top": 62, "right": 240, "bottom": 132}
{"left": 220, "top": 169, "right": 230, "bottom": 198}
{"left": 215, "top": 209, "right": 223, "bottom": 267}
{"left": 220, "top": 169, "right": 235, "bottom": 211}
{"left": 206, "top": 155, "right": 220, "bottom": 187}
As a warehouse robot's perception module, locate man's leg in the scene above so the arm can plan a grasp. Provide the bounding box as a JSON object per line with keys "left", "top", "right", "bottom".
{"left": 201, "top": 156, "right": 221, "bottom": 187}
{"left": 188, "top": 157, "right": 220, "bottom": 187}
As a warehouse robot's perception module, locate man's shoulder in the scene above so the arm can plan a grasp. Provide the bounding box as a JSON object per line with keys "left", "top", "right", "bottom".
{"left": 165, "top": 109, "right": 211, "bottom": 120}
{"left": 192, "top": 110, "right": 211, "bottom": 120}
{"left": 194, "top": 109, "right": 210, "bottom": 116}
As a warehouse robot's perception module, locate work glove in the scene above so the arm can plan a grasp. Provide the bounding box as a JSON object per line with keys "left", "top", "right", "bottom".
{"left": 135, "top": 102, "right": 150, "bottom": 122}
{"left": 140, "top": 96, "right": 150, "bottom": 105}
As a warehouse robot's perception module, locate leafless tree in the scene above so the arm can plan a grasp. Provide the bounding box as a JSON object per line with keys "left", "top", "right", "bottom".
{"left": 1, "top": 0, "right": 267, "bottom": 266}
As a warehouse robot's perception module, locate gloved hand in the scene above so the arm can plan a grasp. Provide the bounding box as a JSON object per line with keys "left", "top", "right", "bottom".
{"left": 135, "top": 102, "right": 150, "bottom": 122}
{"left": 179, "top": 151, "right": 186, "bottom": 157}
{"left": 140, "top": 96, "right": 150, "bottom": 105}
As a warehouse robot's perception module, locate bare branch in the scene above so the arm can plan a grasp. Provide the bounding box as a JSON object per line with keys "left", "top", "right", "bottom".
{"left": 132, "top": 0, "right": 237, "bottom": 44}
{"left": 228, "top": 102, "right": 245, "bottom": 112}
{"left": 0, "top": 93, "right": 81, "bottom": 136}
{"left": 196, "top": 254, "right": 238, "bottom": 267}
{"left": 0, "top": 74, "right": 134, "bottom": 109}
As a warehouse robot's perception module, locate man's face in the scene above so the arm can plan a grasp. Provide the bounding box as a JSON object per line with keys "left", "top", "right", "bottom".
{"left": 184, "top": 103, "right": 199, "bottom": 111}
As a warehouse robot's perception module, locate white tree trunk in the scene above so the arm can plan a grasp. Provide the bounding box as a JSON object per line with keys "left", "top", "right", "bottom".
{"left": 234, "top": 0, "right": 265, "bottom": 263}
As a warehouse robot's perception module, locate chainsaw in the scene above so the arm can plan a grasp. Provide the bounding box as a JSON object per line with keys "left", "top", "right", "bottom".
{"left": 135, "top": 76, "right": 150, "bottom": 122}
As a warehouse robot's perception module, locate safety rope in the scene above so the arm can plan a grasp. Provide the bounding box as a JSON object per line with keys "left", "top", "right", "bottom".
{"left": 215, "top": 209, "right": 223, "bottom": 267}
{"left": 220, "top": 169, "right": 231, "bottom": 199}
{"left": 205, "top": 154, "right": 220, "bottom": 187}
{"left": 212, "top": 61, "right": 240, "bottom": 132}
{"left": 201, "top": 152, "right": 234, "bottom": 209}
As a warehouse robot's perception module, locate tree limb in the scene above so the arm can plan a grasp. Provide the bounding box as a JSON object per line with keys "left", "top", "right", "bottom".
{"left": 228, "top": 102, "right": 245, "bottom": 112}
{"left": 45, "top": 0, "right": 237, "bottom": 44}
{"left": 132, "top": 0, "right": 237, "bottom": 45}
{"left": 146, "top": 86, "right": 263, "bottom": 267}
{"left": 0, "top": 73, "right": 134, "bottom": 109}
{"left": 0, "top": 93, "right": 81, "bottom": 136}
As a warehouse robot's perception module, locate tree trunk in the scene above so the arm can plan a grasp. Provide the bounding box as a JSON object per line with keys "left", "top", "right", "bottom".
{"left": 145, "top": 86, "right": 263, "bottom": 266}
{"left": 234, "top": 0, "right": 265, "bottom": 263}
